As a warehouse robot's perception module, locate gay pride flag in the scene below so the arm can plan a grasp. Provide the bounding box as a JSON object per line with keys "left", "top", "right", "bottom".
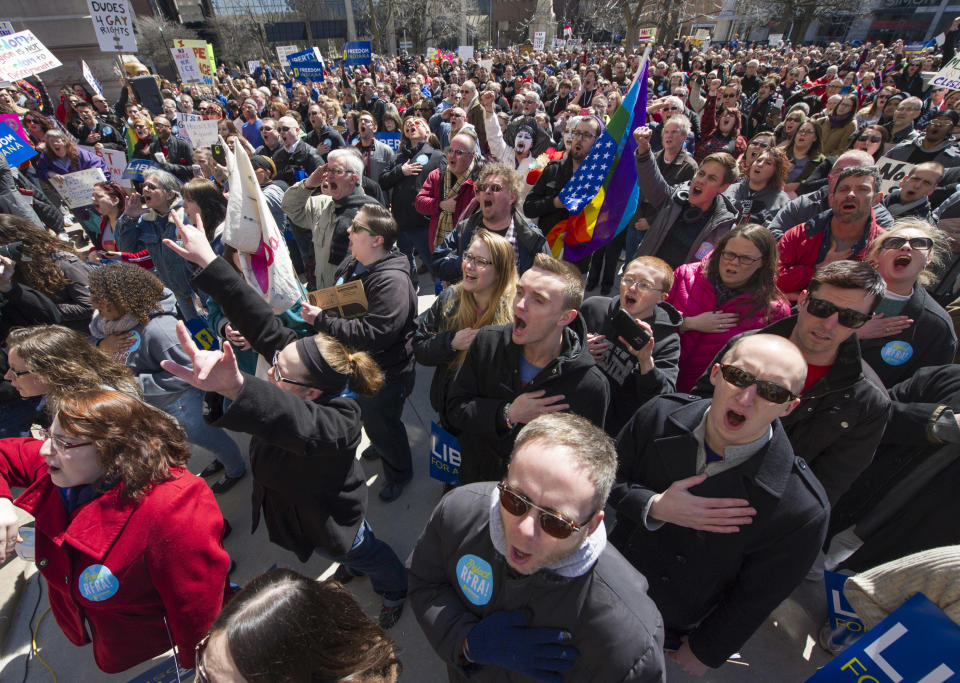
{"left": 546, "top": 55, "right": 650, "bottom": 262}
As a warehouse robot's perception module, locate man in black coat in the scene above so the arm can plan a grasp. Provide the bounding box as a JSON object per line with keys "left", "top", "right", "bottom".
{"left": 303, "top": 103, "right": 344, "bottom": 161}
{"left": 446, "top": 254, "right": 609, "bottom": 484}
{"left": 150, "top": 116, "right": 194, "bottom": 167}
{"left": 272, "top": 115, "right": 323, "bottom": 187}
{"left": 611, "top": 334, "right": 829, "bottom": 674}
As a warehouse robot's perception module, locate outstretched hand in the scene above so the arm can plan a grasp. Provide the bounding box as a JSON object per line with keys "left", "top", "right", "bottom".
{"left": 163, "top": 211, "right": 218, "bottom": 268}
{"left": 160, "top": 321, "right": 245, "bottom": 400}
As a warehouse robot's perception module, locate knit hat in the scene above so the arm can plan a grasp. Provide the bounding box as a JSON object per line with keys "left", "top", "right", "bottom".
{"left": 250, "top": 155, "right": 276, "bottom": 180}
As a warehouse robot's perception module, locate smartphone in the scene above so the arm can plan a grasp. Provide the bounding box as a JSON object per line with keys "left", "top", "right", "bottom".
{"left": 613, "top": 309, "right": 651, "bottom": 350}
{"left": 191, "top": 164, "right": 203, "bottom": 178}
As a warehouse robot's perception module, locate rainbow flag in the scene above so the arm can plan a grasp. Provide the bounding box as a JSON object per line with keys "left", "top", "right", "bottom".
{"left": 546, "top": 57, "right": 649, "bottom": 261}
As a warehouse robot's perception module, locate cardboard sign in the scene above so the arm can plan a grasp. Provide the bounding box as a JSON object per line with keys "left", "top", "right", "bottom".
{"left": 375, "top": 131, "right": 401, "bottom": 151}
{"left": 343, "top": 41, "right": 372, "bottom": 67}
{"left": 80, "top": 145, "right": 129, "bottom": 187}
{"left": 47, "top": 168, "right": 107, "bottom": 208}
{"left": 307, "top": 281, "right": 368, "bottom": 319}
{"left": 931, "top": 54, "right": 960, "bottom": 91}
{"left": 86, "top": 0, "right": 137, "bottom": 53}
{"left": 288, "top": 47, "right": 325, "bottom": 82}
{"left": 808, "top": 593, "right": 960, "bottom": 682}
{"left": 81, "top": 60, "right": 103, "bottom": 97}
{"left": 171, "top": 46, "right": 203, "bottom": 84}
{"left": 0, "top": 30, "right": 62, "bottom": 81}
{"left": 533, "top": 32, "right": 546, "bottom": 51}
{"left": 429, "top": 422, "right": 461, "bottom": 485}
{"left": 174, "top": 112, "right": 202, "bottom": 142}
{"left": 122, "top": 158, "right": 161, "bottom": 182}
{"left": 0, "top": 120, "right": 37, "bottom": 166}
{"left": 181, "top": 119, "right": 219, "bottom": 147}
{"left": 877, "top": 156, "right": 917, "bottom": 194}
{"left": 823, "top": 571, "right": 866, "bottom": 650}
{"left": 275, "top": 45, "right": 299, "bottom": 68}
{"left": 172, "top": 39, "right": 214, "bottom": 85}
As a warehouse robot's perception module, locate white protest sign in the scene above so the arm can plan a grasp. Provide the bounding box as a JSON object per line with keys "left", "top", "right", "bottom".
{"left": 479, "top": 59, "right": 493, "bottom": 71}
{"left": 694, "top": 28, "right": 711, "bottom": 44}
{"left": 182, "top": 119, "right": 219, "bottom": 148}
{"left": 175, "top": 112, "right": 202, "bottom": 142}
{"left": 768, "top": 33, "right": 783, "bottom": 47}
{"left": 458, "top": 45, "right": 474, "bottom": 60}
{"left": 86, "top": 0, "right": 136, "bottom": 53}
{"left": 80, "top": 145, "right": 129, "bottom": 187}
{"left": 533, "top": 32, "right": 546, "bottom": 51}
{"left": 247, "top": 60, "right": 259, "bottom": 74}
{"left": 81, "top": 60, "right": 103, "bottom": 97}
{"left": 0, "top": 30, "right": 62, "bottom": 81}
{"left": 276, "top": 45, "right": 298, "bottom": 68}
{"left": 877, "top": 156, "right": 917, "bottom": 194}
{"left": 48, "top": 168, "right": 107, "bottom": 208}
{"left": 171, "top": 46, "right": 202, "bottom": 84}
{"left": 930, "top": 54, "right": 960, "bottom": 91}
{"left": 552, "top": 38, "right": 566, "bottom": 50}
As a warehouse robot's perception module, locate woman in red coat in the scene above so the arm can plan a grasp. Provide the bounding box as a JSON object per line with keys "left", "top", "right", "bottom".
{"left": 667, "top": 223, "right": 791, "bottom": 391}
{"left": 0, "top": 389, "right": 231, "bottom": 673}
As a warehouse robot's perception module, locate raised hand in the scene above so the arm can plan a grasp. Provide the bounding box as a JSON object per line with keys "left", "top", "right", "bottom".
{"left": 160, "top": 321, "right": 245, "bottom": 400}
{"left": 163, "top": 211, "right": 217, "bottom": 267}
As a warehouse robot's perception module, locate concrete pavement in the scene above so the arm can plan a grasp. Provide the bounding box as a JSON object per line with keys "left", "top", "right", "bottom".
{"left": 0, "top": 278, "right": 836, "bottom": 681}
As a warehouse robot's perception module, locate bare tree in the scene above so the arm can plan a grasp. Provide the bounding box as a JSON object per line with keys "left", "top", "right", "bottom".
{"left": 573, "top": 0, "right": 719, "bottom": 49}
{"left": 737, "top": 0, "right": 859, "bottom": 42}
{"left": 135, "top": 17, "right": 199, "bottom": 74}
{"left": 207, "top": 14, "right": 270, "bottom": 63}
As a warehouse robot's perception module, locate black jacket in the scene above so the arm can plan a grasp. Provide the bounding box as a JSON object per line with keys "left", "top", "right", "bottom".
{"left": 192, "top": 258, "right": 366, "bottom": 561}
{"left": 693, "top": 316, "right": 890, "bottom": 504}
{"left": 271, "top": 140, "right": 323, "bottom": 187}
{"left": 523, "top": 156, "right": 574, "bottom": 237}
{"left": 315, "top": 251, "right": 417, "bottom": 382}
{"left": 75, "top": 119, "right": 126, "bottom": 151}
{"left": 304, "top": 125, "right": 345, "bottom": 160}
{"left": 379, "top": 141, "right": 445, "bottom": 231}
{"left": 433, "top": 209, "right": 550, "bottom": 284}
{"left": 413, "top": 286, "right": 463, "bottom": 430}
{"left": 446, "top": 315, "right": 610, "bottom": 484}
{"left": 860, "top": 284, "right": 956, "bottom": 388}
{"left": 610, "top": 395, "right": 829, "bottom": 668}
{"left": 149, "top": 135, "right": 194, "bottom": 167}
{"left": 579, "top": 296, "right": 682, "bottom": 436}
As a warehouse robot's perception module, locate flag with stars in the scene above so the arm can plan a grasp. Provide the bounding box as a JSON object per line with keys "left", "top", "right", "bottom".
{"left": 546, "top": 56, "right": 649, "bottom": 261}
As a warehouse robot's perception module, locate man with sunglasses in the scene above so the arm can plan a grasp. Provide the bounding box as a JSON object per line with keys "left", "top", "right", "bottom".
{"left": 612, "top": 333, "right": 828, "bottom": 675}
{"left": 270, "top": 115, "right": 322, "bottom": 187}
{"left": 408, "top": 412, "right": 665, "bottom": 682}
{"left": 696, "top": 261, "right": 889, "bottom": 505}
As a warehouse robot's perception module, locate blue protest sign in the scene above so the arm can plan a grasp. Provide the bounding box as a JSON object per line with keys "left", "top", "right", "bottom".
{"left": 288, "top": 48, "right": 324, "bottom": 82}
{"left": 807, "top": 593, "right": 960, "bottom": 682}
{"left": 184, "top": 316, "right": 219, "bottom": 351}
{"left": 375, "top": 131, "right": 401, "bottom": 151}
{"left": 822, "top": 570, "right": 866, "bottom": 650}
{"left": 344, "top": 41, "right": 372, "bottom": 67}
{"left": 126, "top": 656, "right": 194, "bottom": 682}
{"left": 122, "top": 158, "right": 161, "bottom": 182}
{"left": 429, "top": 422, "right": 460, "bottom": 485}
{"left": 0, "top": 121, "right": 38, "bottom": 166}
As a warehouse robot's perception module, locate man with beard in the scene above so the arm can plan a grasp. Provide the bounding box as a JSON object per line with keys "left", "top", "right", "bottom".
{"left": 271, "top": 115, "right": 323, "bottom": 187}
{"left": 281, "top": 149, "right": 379, "bottom": 290}
{"left": 445, "top": 254, "right": 609, "bottom": 484}
{"left": 524, "top": 116, "right": 603, "bottom": 268}
{"left": 358, "top": 78, "right": 386, "bottom": 129}
{"left": 407, "top": 413, "right": 665, "bottom": 682}
{"left": 777, "top": 167, "right": 886, "bottom": 301}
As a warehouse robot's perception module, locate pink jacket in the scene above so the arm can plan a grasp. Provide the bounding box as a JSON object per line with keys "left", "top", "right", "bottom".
{"left": 667, "top": 260, "right": 792, "bottom": 392}
{"left": 414, "top": 167, "right": 476, "bottom": 250}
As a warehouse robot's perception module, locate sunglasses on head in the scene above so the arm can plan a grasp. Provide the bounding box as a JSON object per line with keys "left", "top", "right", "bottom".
{"left": 804, "top": 294, "right": 871, "bottom": 328}
{"left": 719, "top": 364, "right": 797, "bottom": 404}
{"left": 880, "top": 236, "right": 933, "bottom": 251}
{"left": 497, "top": 481, "right": 590, "bottom": 539}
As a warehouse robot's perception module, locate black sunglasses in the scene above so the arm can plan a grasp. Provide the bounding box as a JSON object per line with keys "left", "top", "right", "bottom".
{"left": 880, "top": 236, "right": 933, "bottom": 251}
{"left": 804, "top": 295, "right": 871, "bottom": 329}
{"left": 858, "top": 135, "right": 882, "bottom": 143}
{"left": 497, "top": 481, "right": 590, "bottom": 539}
{"left": 719, "top": 364, "right": 797, "bottom": 404}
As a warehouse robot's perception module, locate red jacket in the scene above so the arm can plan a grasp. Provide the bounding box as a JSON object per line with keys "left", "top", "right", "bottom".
{"left": 776, "top": 209, "right": 885, "bottom": 296}
{"left": 414, "top": 167, "right": 476, "bottom": 250}
{"left": 0, "top": 438, "right": 230, "bottom": 673}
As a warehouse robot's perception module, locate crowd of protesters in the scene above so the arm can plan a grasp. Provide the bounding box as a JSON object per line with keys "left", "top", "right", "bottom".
{"left": 2, "top": 23, "right": 960, "bottom": 680}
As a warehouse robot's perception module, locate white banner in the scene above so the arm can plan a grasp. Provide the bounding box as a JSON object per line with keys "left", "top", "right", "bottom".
{"left": 171, "top": 47, "right": 203, "bottom": 84}
{"left": 86, "top": 0, "right": 137, "bottom": 53}
{"left": 48, "top": 168, "right": 107, "bottom": 207}
{"left": 0, "top": 30, "right": 62, "bottom": 81}
{"left": 458, "top": 45, "right": 474, "bottom": 60}
{"left": 81, "top": 60, "right": 103, "bottom": 97}
{"left": 533, "top": 32, "right": 546, "bottom": 51}
{"left": 181, "top": 119, "right": 219, "bottom": 148}
{"left": 931, "top": 54, "right": 960, "bottom": 91}
{"left": 275, "top": 45, "right": 298, "bottom": 68}
{"left": 80, "top": 145, "right": 129, "bottom": 188}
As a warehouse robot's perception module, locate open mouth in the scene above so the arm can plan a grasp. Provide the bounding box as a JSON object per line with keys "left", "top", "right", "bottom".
{"left": 514, "top": 315, "right": 527, "bottom": 331}
{"left": 509, "top": 545, "right": 532, "bottom": 565}
{"left": 482, "top": 198, "right": 495, "bottom": 210}
{"left": 691, "top": 186, "right": 703, "bottom": 197}
{"left": 724, "top": 409, "right": 746, "bottom": 428}
{"left": 893, "top": 254, "right": 912, "bottom": 270}
{"left": 623, "top": 292, "right": 638, "bottom": 307}
{"left": 840, "top": 201, "right": 858, "bottom": 212}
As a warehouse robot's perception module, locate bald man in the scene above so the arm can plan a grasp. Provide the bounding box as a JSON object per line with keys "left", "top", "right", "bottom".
{"left": 610, "top": 334, "right": 829, "bottom": 675}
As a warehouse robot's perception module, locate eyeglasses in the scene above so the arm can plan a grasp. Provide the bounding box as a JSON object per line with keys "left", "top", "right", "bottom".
{"left": 720, "top": 250, "right": 762, "bottom": 266}
{"left": 449, "top": 113, "right": 465, "bottom": 119}
{"left": 880, "top": 236, "right": 933, "bottom": 251}
{"left": 804, "top": 295, "right": 871, "bottom": 328}
{"left": 571, "top": 130, "right": 596, "bottom": 139}
{"left": 445, "top": 147, "right": 471, "bottom": 157}
{"left": 497, "top": 481, "right": 591, "bottom": 539}
{"left": 462, "top": 251, "right": 493, "bottom": 267}
{"left": 39, "top": 428, "right": 92, "bottom": 452}
{"left": 7, "top": 366, "right": 31, "bottom": 377}
{"left": 475, "top": 182, "right": 504, "bottom": 193}
{"left": 748, "top": 140, "right": 770, "bottom": 148}
{"left": 621, "top": 275, "right": 663, "bottom": 292}
{"left": 718, "top": 364, "right": 797, "bottom": 404}
{"left": 857, "top": 135, "right": 882, "bottom": 143}
{"left": 271, "top": 350, "right": 315, "bottom": 388}
{"left": 195, "top": 633, "right": 211, "bottom": 683}
{"left": 261, "top": 125, "right": 275, "bottom": 131}
{"left": 278, "top": 126, "right": 295, "bottom": 132}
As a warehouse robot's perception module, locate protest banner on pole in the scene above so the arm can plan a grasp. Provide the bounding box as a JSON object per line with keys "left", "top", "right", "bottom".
{"left": 0, "top": 30, "right": 62, "bottom": 81}
{"left": 172, "top": 39, "right": 214, "bottom": 85}
{"left": 48, "top": 168, "right": 108, "bottom": 208}
{"left": 80, "top": 145, "right": 129, "bottom": 187}
{"left": 344, "top": 41, "right": 372, "bottom": 67}
{"left": 86, "top": 0, "right": 137, "bottom": 53}
{"left": 288, "top": 48, "right": 325, "bottom": 82}
{"left": 171, "top": 47, "right": 203, "bottom": 84}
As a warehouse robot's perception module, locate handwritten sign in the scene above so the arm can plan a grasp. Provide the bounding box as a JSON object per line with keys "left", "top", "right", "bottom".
{"left": 275, "top": 45, "right": 298, "bottom": 68}
{"left": 86, "top": 0, "right": 137, "bottom": 53}
{"left": 533, "top": 32, "right": 546, "bottom": 51}
{"left": 931, "top": 54, "right": 960, "bottom": 91}
{"left": 171, "top": 46, "right": 202, "bottom": 84}
{"left": 182, "top": 119, "right": 219, "bottom": 148}
{"left": 172, "top": 39, "right": 214, "bottom": 85}
{"left": 80, "top": 144, "right": 129, "bottom": 187}
{"left": 0, "top": 30, "right": 62, "bottom": 81}
{"left": 47, "top": 168, "right": 107, "bottom": 208}
{"left": 877, "top": 155, "right": 917, "bottom": 194}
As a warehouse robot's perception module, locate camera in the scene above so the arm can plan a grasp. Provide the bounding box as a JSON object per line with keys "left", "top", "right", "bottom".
{"left": 0, "top": 242, "right": 30, "bottom": 262}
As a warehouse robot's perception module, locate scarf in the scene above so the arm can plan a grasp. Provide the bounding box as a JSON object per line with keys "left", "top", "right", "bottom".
{"left": 434, "top": 159, "right": 474, "bottom": 249}
{"left": 89, "top": 310, "right": 141, "bottom": 339}
{"left": 829, "top": 109, "right": 854, "bottom": 128}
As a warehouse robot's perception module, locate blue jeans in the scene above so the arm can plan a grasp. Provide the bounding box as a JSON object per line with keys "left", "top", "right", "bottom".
{"left": 397, "top": 227, "right": 433, "bottom": 277}
{"left": 318, "top": 520, "right": 408, "bottom": 604}
{"left": 626, "top": 225, "right": 647, "bottom": 265}
{"left": 355, "top": 370, "right": 415, "bottom": 485}
{"left": 165, "top": 388, "right": 246, "bottom": 478}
